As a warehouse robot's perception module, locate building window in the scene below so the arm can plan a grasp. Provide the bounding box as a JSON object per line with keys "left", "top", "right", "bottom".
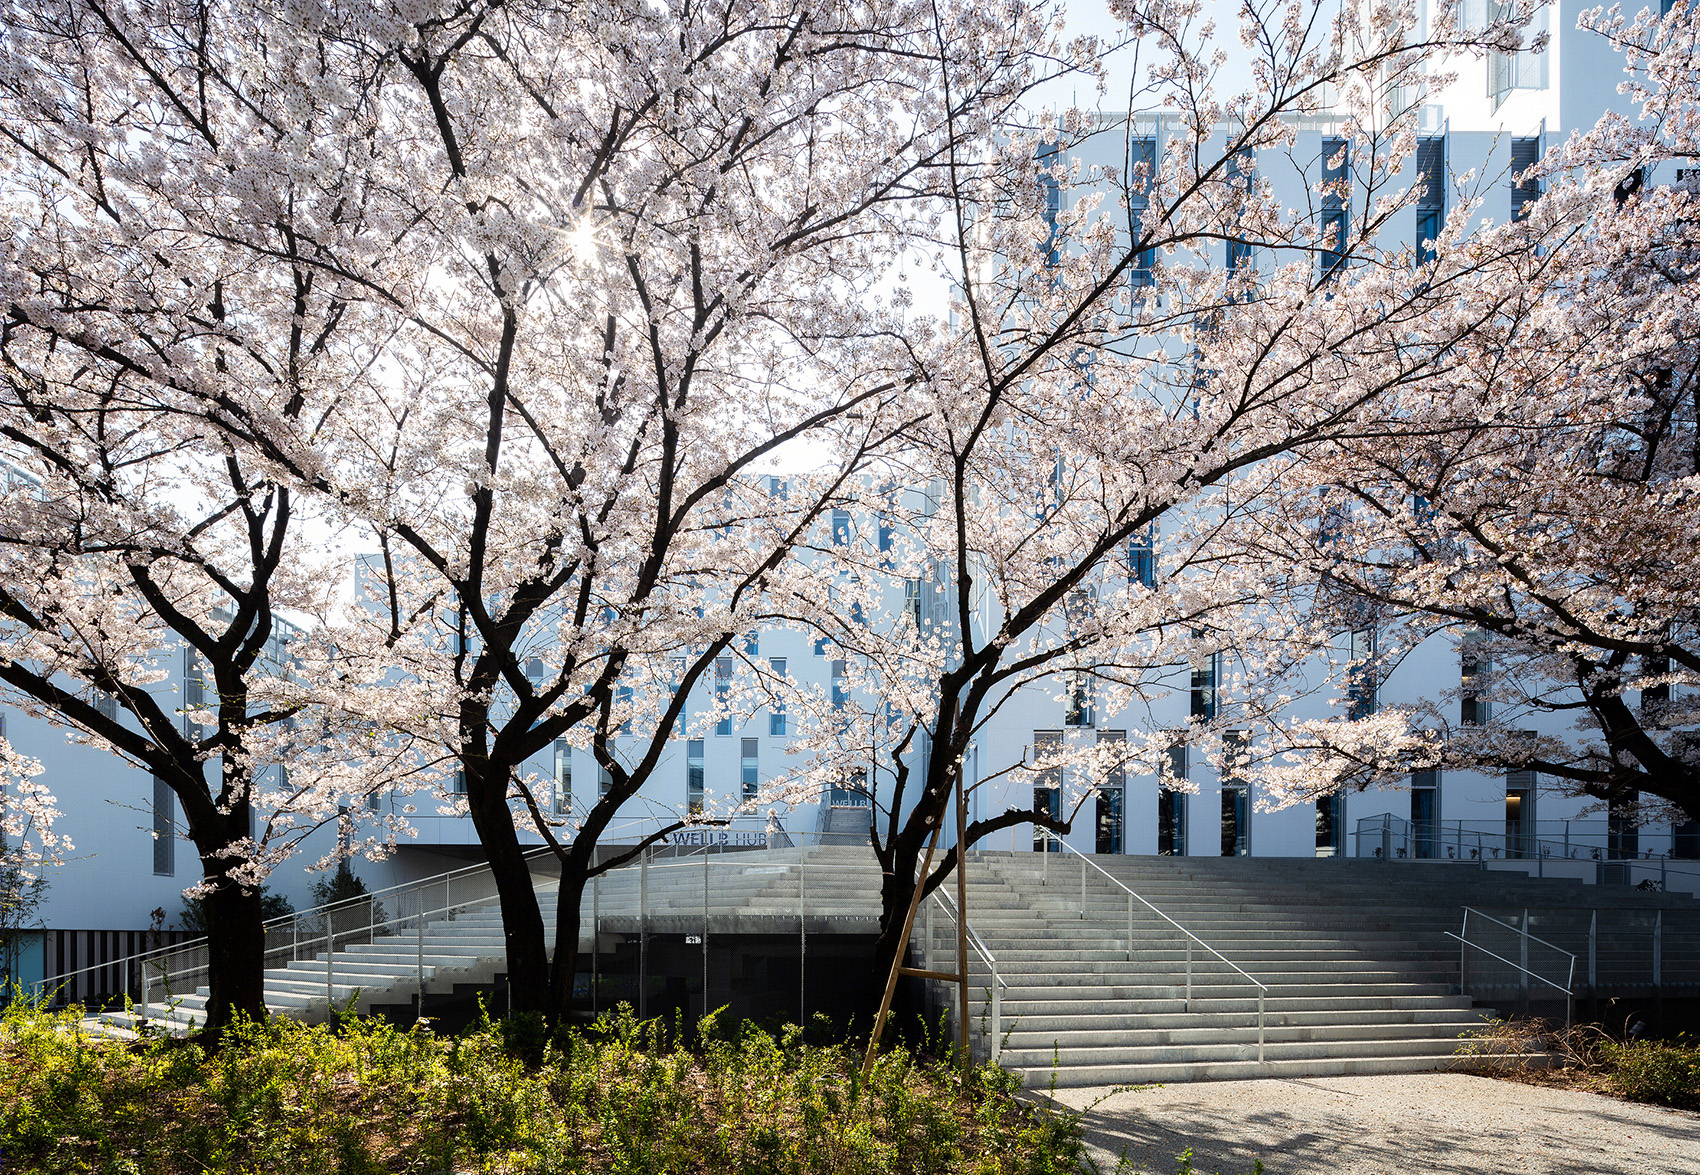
{"left": 769, "top": 658, "right": 787, "bottom": 737}
{"left": 95, "top": 690, "right": 119, "bottom": 721}
{"left": 616, "top": 684, "right": 633, "bottom": 734}
{"left": 1225, "top": 148, "right": 1254, "bottom": 280}
{"left": 1315, "top": 794, "right": 1342, "bottom": 857}
{"left": 1346, "top": 627, "right": 1377, "bottom": 720}
{"left": 687, "top": 739, "right": 705, "bottom": 814}
{"left": 1460, "top": 633, "right": 1491, "bottom": 725}
{"left": 1039, "top": 141, "right": 1062, "bottom": 267}
{"left": 1320, "top": 137, "right": 1350, "bottom": 281}
{"left": 598, "top": 747, "right": 614, "bottom": 797}
{"left": 1221, "top": 729, "right": 1250, "bottom": 857}
{"left": 1506, "top": 744, "right": 1536, "bottom": 858}
{"left": 813, "top": 634, "right": 829, "bottom": 657}
{"left": 1411, "top": 768, "right": 1439, "bottom": 859}
{"left": 831, "top": 508, "right": 852, "bottom": 545}
{"left": 1127, "top": 526, "right": 1155, "bottom": 588}
{"left": 552, "top": 739, "right": 571, "bottom": 815}
{"left": 741, "top": 738, "right": 759, "bottom": 800}
{"left": 1416, "top": 137, "right": 1445, "bottom": 265}
{"left": 1129, "top": 137, "right": 1157, "bottom": 291}
{"left": 1159, "top": 735, "right": 1188, "bottom": 856}
{"left": 1191, "top": 652, "right": 1219, "bottom": 721}
{"left": 904, "top": 579, "right": 924, "bottom": 630}
{"left": 831, "top": 659, "right": 847, "bottom": 710}
{"left": 1490, "top": 6, "right": 1548, "bottom": 106}
{"left": 1608, "top": 790, "right": 1640, "bottom": 859}
{"left": 1065, "top": 672, "right": 1094, "bottom": 728}
{"left": 715, "top": 656, "right": 733, "bottom": 735}
{"left": 1033, "top": 731, "right": 1063, "bottom": 852}
{"left": 1096, "top": 731, "right": 1125, "bottom": 855}
{"left": 153, "top": 775, "right": 175, "bottom": 876}
{"left": 1510, "top": 136, "right": 1541, "bottom": 221}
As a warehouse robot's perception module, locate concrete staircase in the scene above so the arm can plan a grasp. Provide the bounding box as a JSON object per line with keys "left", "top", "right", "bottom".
{"left": 101, "top": 851, "right": 850, "bottom": 1036}
{"left": 98, "top": 846, "right": 1699, "bottom": 1089}
{"left": 922, "top": 853, "right": 1698, "bottom": 1087}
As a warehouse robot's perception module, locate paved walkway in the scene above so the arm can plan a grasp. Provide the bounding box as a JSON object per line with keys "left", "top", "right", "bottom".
{"left": 1045, "top": 1073, "right": 1700, "bottom": 1174}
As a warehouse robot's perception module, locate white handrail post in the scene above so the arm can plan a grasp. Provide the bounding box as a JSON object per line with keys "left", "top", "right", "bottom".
{"left": 990, "top": 966, "right": 1002, "bottom": 1064}
{"left": 1566, "top": 955, "right": 1575, "bottom": 1028}
{"left": 1654, "top": 910, "right": 1662, "bottom": 990}
{"left": 416, "top": 891, "right": 426, "bottom": 1010}
{"left": 141, "top": 966, "right": 149, "bottom": 1023}
{"left": 1257, "top": 988, "right": 1265, "bottom": 1063}
{"left": 702, "top": 851, "right": 709, "bottom": 1018}
{"left": 1185, "top": 937, "right": 1192, "bottom": 1009}
{"left": 925, "top": 896, "right": 935, "bottom": 970}
{"left": 1042, "top": 836, "right": 1048, "bottom": 885}
{"left": 1127, "top": 893, "right": 1134, "bottom": 962}
{"left": 1588, "top": 909, "right": 1597, "bottom": 992}
{"left": 799, "top": 860, "right": 807, "bottom": 1026}
{"left": 1520, "top": 908, "right": 1530, "bottom": 1016}
{"left": 1459, "top": 908, "right": 1469, "bottom": 993}
{"left": 1080, "top": 855, "right": 1086, "bottom": 920}
{"left": 639, "top": 847, "right": 649, "bottom": 1019}
{"left": 326, "top": 917, "right": 334, "bottom": 1010}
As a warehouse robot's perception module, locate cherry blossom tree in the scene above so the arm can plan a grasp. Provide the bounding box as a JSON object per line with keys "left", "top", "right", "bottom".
{"left": 1250, "top": 4, "right": 1700, "bottom": 831}
{"left": 0, "top": 0, "right": 435, "bottom": 1034}
{"left": 773, "top": 0, "right": 1547, "bottom": 1001}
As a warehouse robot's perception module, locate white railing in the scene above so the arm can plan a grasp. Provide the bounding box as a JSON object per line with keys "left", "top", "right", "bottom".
{"left": 1448, "top": 906, "right": 1576, "bottom": 1026}
{"left": 919, "top": 886, "right": 1007, "bottom": 1063}
{"left": 38, "top": 834, "right": 878, "bottom": 1033}
{"left": 1036, "top": 830, "right": 1267, "bottom": 1060}
{"left": 32, "top": 843, "right": 564, "bottom": 1020}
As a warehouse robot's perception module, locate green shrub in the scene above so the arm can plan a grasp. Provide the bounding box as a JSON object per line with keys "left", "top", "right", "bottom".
{"left": 1597, "top": 1038, "right": 1700, "bottom": 1109}
{"left": 0, "top": 997, "right": 1090, "bottom": 1174}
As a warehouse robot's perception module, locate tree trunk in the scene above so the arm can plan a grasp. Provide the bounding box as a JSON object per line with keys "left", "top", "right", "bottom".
{"left": 194, "top": 866, "right": 266, "bottom": 1037}
{"left": 463, "top": 769, "right": 551, "bottom": 1015}
{"left": 548, "top": 869, "right": 588, "bottom": 1021}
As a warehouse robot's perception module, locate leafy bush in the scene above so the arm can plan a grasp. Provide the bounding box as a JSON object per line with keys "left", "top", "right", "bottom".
{"left": 1596, "top": 1037, "right": 1700, "bottom": 1110}
{"left": 1456, "top": 1017, "right": 1700, "bottom": 1111}
{"left": 0, "top": 997, "right": 1094, "bottom": 1174}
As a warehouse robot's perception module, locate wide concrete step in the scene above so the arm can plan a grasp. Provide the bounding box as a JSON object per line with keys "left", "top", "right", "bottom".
{"left": 997, "top": 1034, "right": 1478, "bottom": 1069}
{"left": 995, "top": 1019, "right": 1489, "bottom": 1049}
{"left": 993, "top": 1006, "right": 1486, "bottom": 1032}
{"left": 989, "top": 993, "right": 1477, "bottom": 1016}
{"left": 1005, "top": 1051, "right": 1549, "bottom": 1088}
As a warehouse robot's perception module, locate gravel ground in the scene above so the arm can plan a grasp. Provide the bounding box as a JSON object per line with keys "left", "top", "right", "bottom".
{"left": 1043, "top": 1072, "right": 1700, "bottom": 1174}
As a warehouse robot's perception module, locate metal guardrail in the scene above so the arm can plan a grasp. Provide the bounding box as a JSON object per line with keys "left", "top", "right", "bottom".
{"left": 1450, "top": 906, "right": 1576, "bottom": 1026}
{"left": 1353, "top": 814, "right": 1700, "bottom": 891}
{"left": 31, "top": 842, "right": 564, "bottom": 1016}
{"left": 921, "top": 886, "right": 1006, "bottom": 1063}
{"left": 1037, "top": 830, "right": 1266, "bottom": 1060}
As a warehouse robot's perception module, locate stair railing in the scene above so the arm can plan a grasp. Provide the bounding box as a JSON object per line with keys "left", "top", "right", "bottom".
{"left": 1448, "top": 906, "right": 1576, "bottom": 1026}
{"left": 1036, "top": 829, "right": 1267, "bottom": 1061}
{"left": 920, "top": 887, "right": 1007, "bottom": 1063}
{"left": 32, "top": 842, "right": 565, "bottom": 1022}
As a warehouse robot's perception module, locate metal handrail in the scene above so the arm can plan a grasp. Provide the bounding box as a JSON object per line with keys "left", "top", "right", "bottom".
{"left": 1444, "top": 934, "right": 1573, "bottom": 996}
{"left": 1460, "top": 907, "right": 1577, "bottom": 962}
{"left": 921, "top": 886, "right": 1006, "bottom": 1063}
{"left": 1452, "top": 907, "right": 1578, "bottom": 1026}
{"left": 1038, "top": 830, "right": 1267, "bottom": 990}
{"left": 32, "top": 843, "right": 564, "bottom": 998}
{"left": 928, "top": 888, "right": 1007, "bottom": 989}
{"left": 1037, "top": 830, "right": 1264, "bottom": 1062}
